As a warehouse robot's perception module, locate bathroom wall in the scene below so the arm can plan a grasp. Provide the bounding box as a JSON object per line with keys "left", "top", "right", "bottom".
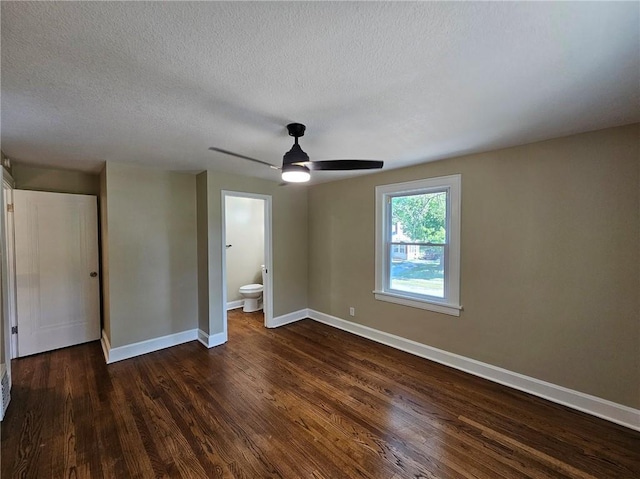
{"left": 225, "top": 196, "right": 264, "bottom": 305}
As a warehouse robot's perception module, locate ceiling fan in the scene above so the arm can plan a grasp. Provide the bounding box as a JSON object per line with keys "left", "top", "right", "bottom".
{"left": 209, "top": 123, "right": 383, "bottom": 183}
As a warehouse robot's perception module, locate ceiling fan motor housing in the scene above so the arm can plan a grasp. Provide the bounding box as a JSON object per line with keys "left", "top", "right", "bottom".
{"left": 283, "top": 143, "right": 309, "bottom": 165}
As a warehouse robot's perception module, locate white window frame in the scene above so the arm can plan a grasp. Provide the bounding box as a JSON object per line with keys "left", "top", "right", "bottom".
{"left": 374, "top": 174, "right": 462, "bottom": 316}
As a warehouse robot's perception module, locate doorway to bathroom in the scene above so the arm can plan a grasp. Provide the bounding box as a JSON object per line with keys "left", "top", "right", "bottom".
{"left": 222, "top": 191, "right": 272, "bottom": 332}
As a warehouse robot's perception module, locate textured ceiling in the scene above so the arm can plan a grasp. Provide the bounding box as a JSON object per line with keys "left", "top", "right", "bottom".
{"left": 1, "top": 2, "right": 638, "bottom": 183}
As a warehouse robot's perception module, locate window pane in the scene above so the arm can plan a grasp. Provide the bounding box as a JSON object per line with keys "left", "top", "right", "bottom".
{"left": 390, "top": 191, "right": 446, "bottom": 244}
{"left": 390, "top": 245, "right": 445, "bottom": 298}
{"left": 388, "top": 191, "right": 447, "bottom": 298}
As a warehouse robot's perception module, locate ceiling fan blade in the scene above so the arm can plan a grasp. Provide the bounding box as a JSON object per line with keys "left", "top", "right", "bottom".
{"left": 208, "top": 147, "right": 280, "bottom": 169}
{"left": 308, "top": 160, "right": 384, "bottom": 171}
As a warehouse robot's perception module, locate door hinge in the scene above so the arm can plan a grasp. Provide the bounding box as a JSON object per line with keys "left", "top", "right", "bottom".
{"left": 7, "top": 204, "right": 13, "bottom": 213}
{"left": 11, "top": 326, "right": 17, "bottom": 334}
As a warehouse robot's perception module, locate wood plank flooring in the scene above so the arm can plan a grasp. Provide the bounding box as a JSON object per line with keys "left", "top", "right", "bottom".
{"left": 2, "top": 310, "right": 639, "bottom": 478}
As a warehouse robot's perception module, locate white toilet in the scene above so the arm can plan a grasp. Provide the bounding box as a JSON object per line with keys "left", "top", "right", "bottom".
{"left": 239, "top": 265, "right": 266, "bottom": 312}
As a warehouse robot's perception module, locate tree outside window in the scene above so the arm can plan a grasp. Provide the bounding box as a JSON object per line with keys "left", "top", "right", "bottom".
{"left": 390, "top": 191, "right": 446, "bottom": 298}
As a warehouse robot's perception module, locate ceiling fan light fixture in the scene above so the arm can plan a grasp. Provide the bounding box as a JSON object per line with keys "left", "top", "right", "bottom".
{"left": 281, "top": 164, "right": 311, "bottom": 183}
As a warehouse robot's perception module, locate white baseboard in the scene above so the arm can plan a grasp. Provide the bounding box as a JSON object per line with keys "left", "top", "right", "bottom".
{"left": 101, "top": 329, "right": 198, "bottom": 364}
{"left": 198, "top": 329, "right": 227, "bottom": 348}
{"left": 268, "top": 308, "right": 309, "bottom": 328}
{"left": 226, "top": 300, "right": 243, "bottom": 310}
{"left": 307, "top": 309, "right": 640, "bottom": 432}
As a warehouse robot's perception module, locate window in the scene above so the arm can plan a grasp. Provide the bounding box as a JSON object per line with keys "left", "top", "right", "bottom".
{"left": 374, "top": 174, "right": 461, "bottom": 316}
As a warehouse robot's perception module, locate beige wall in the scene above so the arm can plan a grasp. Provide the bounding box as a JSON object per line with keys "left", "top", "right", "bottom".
{"left": 99, "top": 167, "right": 110, "bottom": 340}
{"left": 225, "top": 196, "right": 265, "bottom": 303}
{"left": 104, "top": 162, "right": 198, "bottom": 347}
{"left": 13, "top": 163, "right": 99, "bottom": 195}
{"left": 202, "top": 171, "right": 308, "bottom": 336}
{"left": 196, "top": 172, "right": 209, "bottom": 332}
{"left": 308, "top": 123, "right": 640, "bottom": 409}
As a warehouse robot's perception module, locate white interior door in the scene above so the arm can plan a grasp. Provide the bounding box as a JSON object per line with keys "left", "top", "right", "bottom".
{"left": 14, "top": 190, "right": 100, "bottom": 357}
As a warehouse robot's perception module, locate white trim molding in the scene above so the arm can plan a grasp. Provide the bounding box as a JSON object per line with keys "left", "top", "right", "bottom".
{"left": 373, "top": 290, "right": 462, "bottom": 316}
{"left": 307, "top": 310, "right": 640, "bottom": 432}
{"left": 267, "top": 309, "right": 309, "bottom": 328}
{"left": 226, "top": 300, "right": 244, "bottom": 311}
{"left": 101, "top": 329, "right": 198, "bottom": 364}
{"left": 198, "top": 329, "right": 228, "bottom": 348}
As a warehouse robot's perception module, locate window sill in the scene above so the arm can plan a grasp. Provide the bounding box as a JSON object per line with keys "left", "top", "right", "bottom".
{"left": 373, "top": 290, "right": 462, "bottom": 316}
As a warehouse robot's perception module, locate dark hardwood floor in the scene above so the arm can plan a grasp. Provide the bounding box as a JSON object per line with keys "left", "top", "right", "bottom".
{"left": 2, "top": 310, "right": 639, "bottom": 478}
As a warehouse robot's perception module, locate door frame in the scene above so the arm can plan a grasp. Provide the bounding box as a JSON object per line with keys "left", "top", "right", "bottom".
{"left": 2, "top": 177, "right": 17, "bottom": 362}
{"left": 0, "top": 168, "right": 16, "bottom": 387}
{"left": 221, "top": 191, "right": 273, "bottom": 333}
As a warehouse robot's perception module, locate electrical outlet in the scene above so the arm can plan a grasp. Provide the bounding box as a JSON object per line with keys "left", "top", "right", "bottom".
{"left": 349, "top": 307, "right": 355, "bottom": 316}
